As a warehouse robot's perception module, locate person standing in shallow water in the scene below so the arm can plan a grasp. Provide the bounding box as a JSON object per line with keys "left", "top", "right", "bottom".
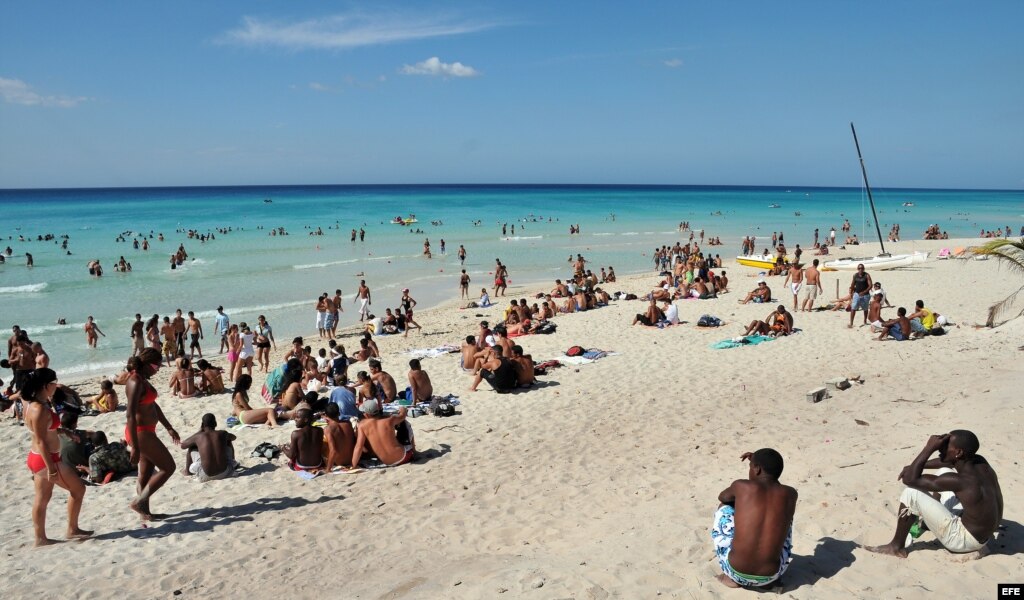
{"left": 125, "top": 348, "right": 180, "bottom": 521}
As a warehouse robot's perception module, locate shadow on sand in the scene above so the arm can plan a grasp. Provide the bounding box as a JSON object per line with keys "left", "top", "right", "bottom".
{"left": 91, "top": 494, "right": 344, "bottom": 541}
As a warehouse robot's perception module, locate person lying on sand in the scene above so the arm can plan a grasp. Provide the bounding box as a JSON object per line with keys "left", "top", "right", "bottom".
{"left": 712, "top": 449, "right": 797, "bottom": 589}
{"left": 866, "top": 430, "right": 1002, "bottom": 558}
{"left": 180, "top": 413, "right": 237, "bottom": 482}
{"left": 744, "top": 306, "right": 793, "bottom": 337}
{"left": 739, "top": 281, "right": 771, "bottom": 304}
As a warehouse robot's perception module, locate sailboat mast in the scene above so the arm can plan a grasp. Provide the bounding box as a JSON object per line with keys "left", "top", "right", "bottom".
{"left": 850, "top": 123, "right": 888, "bottom": 256}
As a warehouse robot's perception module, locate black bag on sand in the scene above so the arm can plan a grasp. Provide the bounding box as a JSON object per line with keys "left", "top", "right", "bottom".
{"left": 429, "top": 397, "right": 456, "bottom": 417}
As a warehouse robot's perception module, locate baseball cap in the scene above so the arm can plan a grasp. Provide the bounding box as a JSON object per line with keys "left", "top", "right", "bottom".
{"left": 360, "top": 399, "right": 380, "bottom": 415}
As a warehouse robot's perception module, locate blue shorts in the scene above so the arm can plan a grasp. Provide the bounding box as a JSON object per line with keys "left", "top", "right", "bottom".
{"left": 851, "top": 293, "right": 870, "bottom": 311}
{"left": 711, "top": 505, "right": 792, "bottom": 587}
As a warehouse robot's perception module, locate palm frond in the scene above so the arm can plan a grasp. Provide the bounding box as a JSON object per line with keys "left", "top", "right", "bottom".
{"left": 969, "top": 238, "right": 1024, "bottom": 326}
{"left": 968, "top": 238, "right": 1024, "bottom": 276}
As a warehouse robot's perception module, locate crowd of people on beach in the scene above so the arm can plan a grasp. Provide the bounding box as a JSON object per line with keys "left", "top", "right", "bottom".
{"left": 1, "top": 215, "right": 1016, "bottom": 591}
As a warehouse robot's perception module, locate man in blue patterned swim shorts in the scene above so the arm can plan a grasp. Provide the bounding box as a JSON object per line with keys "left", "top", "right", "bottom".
{"left": 711, "top": 448, "right": 797, "bottom": 589}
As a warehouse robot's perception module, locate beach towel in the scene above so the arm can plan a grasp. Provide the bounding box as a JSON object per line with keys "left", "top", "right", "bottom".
{"left": 710, "top": 335, "right": 777, "bottom": 350}
{"left": 557, "top": 352, "right": 619, "bottom": 366}
{"left": 406, "top": 344, "right": 460, "bottom": 359}
{"left": 261, "top": 363, "right": 285, "bottom": 405}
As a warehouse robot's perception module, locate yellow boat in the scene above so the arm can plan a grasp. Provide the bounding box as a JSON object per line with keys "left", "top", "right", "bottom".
{"left": 735, "top": 255, "right": 786, "bottom": 270}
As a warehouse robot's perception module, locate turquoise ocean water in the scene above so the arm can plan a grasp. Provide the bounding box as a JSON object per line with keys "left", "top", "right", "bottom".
{"left": 1, "top": 184, "right": 1021, "bottom": 379}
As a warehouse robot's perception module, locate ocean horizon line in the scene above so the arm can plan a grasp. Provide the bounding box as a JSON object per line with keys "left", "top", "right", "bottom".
{"left": 2, "top": 182, "right": 1023, "bottom": 194}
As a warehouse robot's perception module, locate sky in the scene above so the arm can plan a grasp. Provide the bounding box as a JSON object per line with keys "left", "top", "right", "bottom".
{"left": 1, "top": 1, "right": 1022, "bottom": 190}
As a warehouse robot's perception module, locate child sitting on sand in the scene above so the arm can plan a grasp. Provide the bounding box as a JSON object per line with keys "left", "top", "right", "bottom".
{"left": 88, "top": 380, "right": 119, "bottom": 413}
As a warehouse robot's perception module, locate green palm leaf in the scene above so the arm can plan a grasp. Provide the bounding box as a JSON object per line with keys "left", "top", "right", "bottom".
{"left": 967, "top": 237, "right": 1024, "bottom": 326}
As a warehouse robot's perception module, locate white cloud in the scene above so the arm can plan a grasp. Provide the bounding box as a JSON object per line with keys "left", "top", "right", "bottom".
{"left": 308, "top": 82, "right": 330, "bottom": 92}
{"left": 217, "top": 12, "right": 495, "bottom": 51}
{"left": 400, "top": 57, "right": 480, "bottom": 78}
{"left": 0, "top": 77, "right": 88, "bottom": 108}
{"left": 663, "top": 58, "right": 683, "bottom": 68}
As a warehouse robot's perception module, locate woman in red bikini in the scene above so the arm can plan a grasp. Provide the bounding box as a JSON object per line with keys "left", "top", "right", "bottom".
{"left": 24, "top": 368, "right": 92, "bottom": 546}
{"left": 125, "top": 348, "right": 180, "bottom": 520}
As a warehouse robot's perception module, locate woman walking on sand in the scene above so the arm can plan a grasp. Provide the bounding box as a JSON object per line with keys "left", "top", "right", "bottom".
{"left": 23, "top": 368, "right": 92, "bottom": 546}
{"left": 125, "top": 348, "right": 180, "bottom": 520}
{"left": 255, "top": 315, "right": 276, "bottom": 373}
{"left": 233, "top": 325, "right": 255, "bottom": 382}
{"left": 225, "top": 324, "right": 240, "bottom": 382}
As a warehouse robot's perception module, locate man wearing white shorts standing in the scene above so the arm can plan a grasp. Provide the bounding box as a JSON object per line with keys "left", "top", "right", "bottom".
{"left": 355, "top": 280, "right": 372, "bottom": 322}
{"left": 800, "top": 259, "right": 823, "bottom": 312}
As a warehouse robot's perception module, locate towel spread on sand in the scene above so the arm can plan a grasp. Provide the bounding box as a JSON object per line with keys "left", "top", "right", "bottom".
{"left": 406, "top": 345, "right": 460, "bottom": 359}
{"left": 710, "top": 335, "right": 777, "bottom": 350}
{"left": 556, "top": 352, "right": 619, "bottom": 365}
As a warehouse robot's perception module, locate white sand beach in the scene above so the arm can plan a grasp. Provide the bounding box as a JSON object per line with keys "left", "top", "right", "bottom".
{"left": 1, "top": 238, "right": 1022, "bottom": 599}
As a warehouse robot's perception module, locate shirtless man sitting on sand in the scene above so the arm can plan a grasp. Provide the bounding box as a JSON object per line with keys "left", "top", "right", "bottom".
{"left": 632, "top": 298, "right": 665, "bottom": 327}
{"left": 282, "top": 407, "right": 324, "bottom": 472}
{"left": 460, "top": 335, "right": 478, "bottom": 373}
{"left": 407, "top": 359, "right": 433, "bottom": 405}
{"left": 510, "top": 345, "right": 536, "bottom": 388}
{"left": 877, "top": 307, "right": 911, "bottom": 341}
{"left": 744, "top": 306, "right": 793, "bottom": 337}
{"left": 180, "top": 414, "right": 237, "bottom": 482}
{"left": 352, "top": 400, "right": 415, "bottom": 467}
{"left": 322, "top": 403, "right": 356, "bottom": 471}
{"left": 712, "top": 449, "right": 797, "bottom": 589}
{"left": 368, "top": 359, "right": 397, "bottom": 403}
{"left": 867, "top": 430, "right": 1002, "bottom": 558}
{"left": 739, "top": 281, "right": 771, "bottom": 304}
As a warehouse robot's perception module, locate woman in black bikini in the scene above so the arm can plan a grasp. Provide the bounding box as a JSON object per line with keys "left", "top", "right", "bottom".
{"left": 125, "top": 348, "right": 179, "bottom": 520}
{"left": 400, "top": 289, "right": 422, "bottom": 337}
{"left": 24, "top": 368, "right": 92, "bottom": 546}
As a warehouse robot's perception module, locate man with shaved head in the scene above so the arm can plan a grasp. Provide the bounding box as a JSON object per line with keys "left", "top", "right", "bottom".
{"left": 711, "top": 448, "right": 798, "bottom": 589}
{"left": 867, "top": 430, "right": 1003, "bottom": 558}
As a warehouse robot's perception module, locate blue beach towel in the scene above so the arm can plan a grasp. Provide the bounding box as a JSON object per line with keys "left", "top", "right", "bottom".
{"left": 710, "top": 335, "right": 776, "bottom": 350}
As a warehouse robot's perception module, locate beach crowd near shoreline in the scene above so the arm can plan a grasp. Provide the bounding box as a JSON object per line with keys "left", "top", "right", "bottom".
{"left": 1, "top": 212, "right": 1023, "bottom": 597}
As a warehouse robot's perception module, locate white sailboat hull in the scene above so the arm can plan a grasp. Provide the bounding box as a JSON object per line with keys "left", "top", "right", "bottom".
{"left": 823, "top": 254, "right": 915, "bottom": 271}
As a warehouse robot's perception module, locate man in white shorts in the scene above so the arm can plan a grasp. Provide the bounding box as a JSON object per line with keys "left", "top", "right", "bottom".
{"left": 867, "top": 430, "right": 1003, "bottom": 558}
{"left": 800, "top": 259, "right": 823, "bottom": 312}
{"left": 782, "top": 263, "right": 804, "bottom": 311}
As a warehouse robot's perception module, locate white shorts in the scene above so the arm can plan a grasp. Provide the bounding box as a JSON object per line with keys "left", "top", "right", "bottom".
{"left": 316, "top": 311, "right": 326, "bottom": 329}
{"left": 790, "top": 282, "right": 802, "bottom": 295}
{"left": 899, "top": 486, "right": 985, "bottom": 553}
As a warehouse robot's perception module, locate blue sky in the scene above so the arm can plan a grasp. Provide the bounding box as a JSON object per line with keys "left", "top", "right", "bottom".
{"left": 1, "top": 1, "right": 1021, "bottom": 189}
